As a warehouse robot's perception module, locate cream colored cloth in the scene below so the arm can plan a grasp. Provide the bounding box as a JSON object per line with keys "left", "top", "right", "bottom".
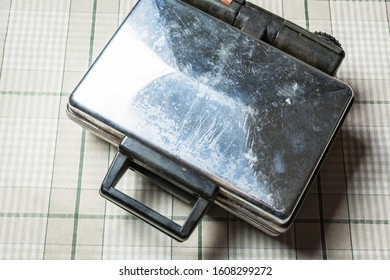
{"left": 0, "top": 0, "right": 389, "bottom": 260}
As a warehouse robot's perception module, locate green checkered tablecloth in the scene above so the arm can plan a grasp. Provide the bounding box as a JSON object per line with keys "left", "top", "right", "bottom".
{"left": 0, "top": 0, "right": 389, "bottom": 260}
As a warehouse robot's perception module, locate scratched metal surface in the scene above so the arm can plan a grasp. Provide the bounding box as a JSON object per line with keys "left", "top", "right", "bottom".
{"left": 69, "top": 0, "right": 353, "bottom": 221}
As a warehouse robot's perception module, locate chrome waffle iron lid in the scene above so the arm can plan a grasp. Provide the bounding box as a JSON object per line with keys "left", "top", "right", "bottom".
{"left": 67, "top": 0, "right": 354, "bottom": 241}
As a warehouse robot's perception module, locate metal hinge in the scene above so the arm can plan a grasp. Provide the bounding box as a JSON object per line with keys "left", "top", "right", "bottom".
{"left": 181, "top": 0, "right": 344, "bottom": 76}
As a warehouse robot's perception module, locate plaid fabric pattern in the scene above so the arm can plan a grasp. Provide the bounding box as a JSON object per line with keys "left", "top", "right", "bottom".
{"left": 0, "top": 0, "right": 389, "bottom": 260}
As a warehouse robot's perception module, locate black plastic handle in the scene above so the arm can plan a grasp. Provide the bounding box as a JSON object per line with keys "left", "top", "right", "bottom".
{"left": 100, "top": 146, "right": 216, "bottom": 241}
